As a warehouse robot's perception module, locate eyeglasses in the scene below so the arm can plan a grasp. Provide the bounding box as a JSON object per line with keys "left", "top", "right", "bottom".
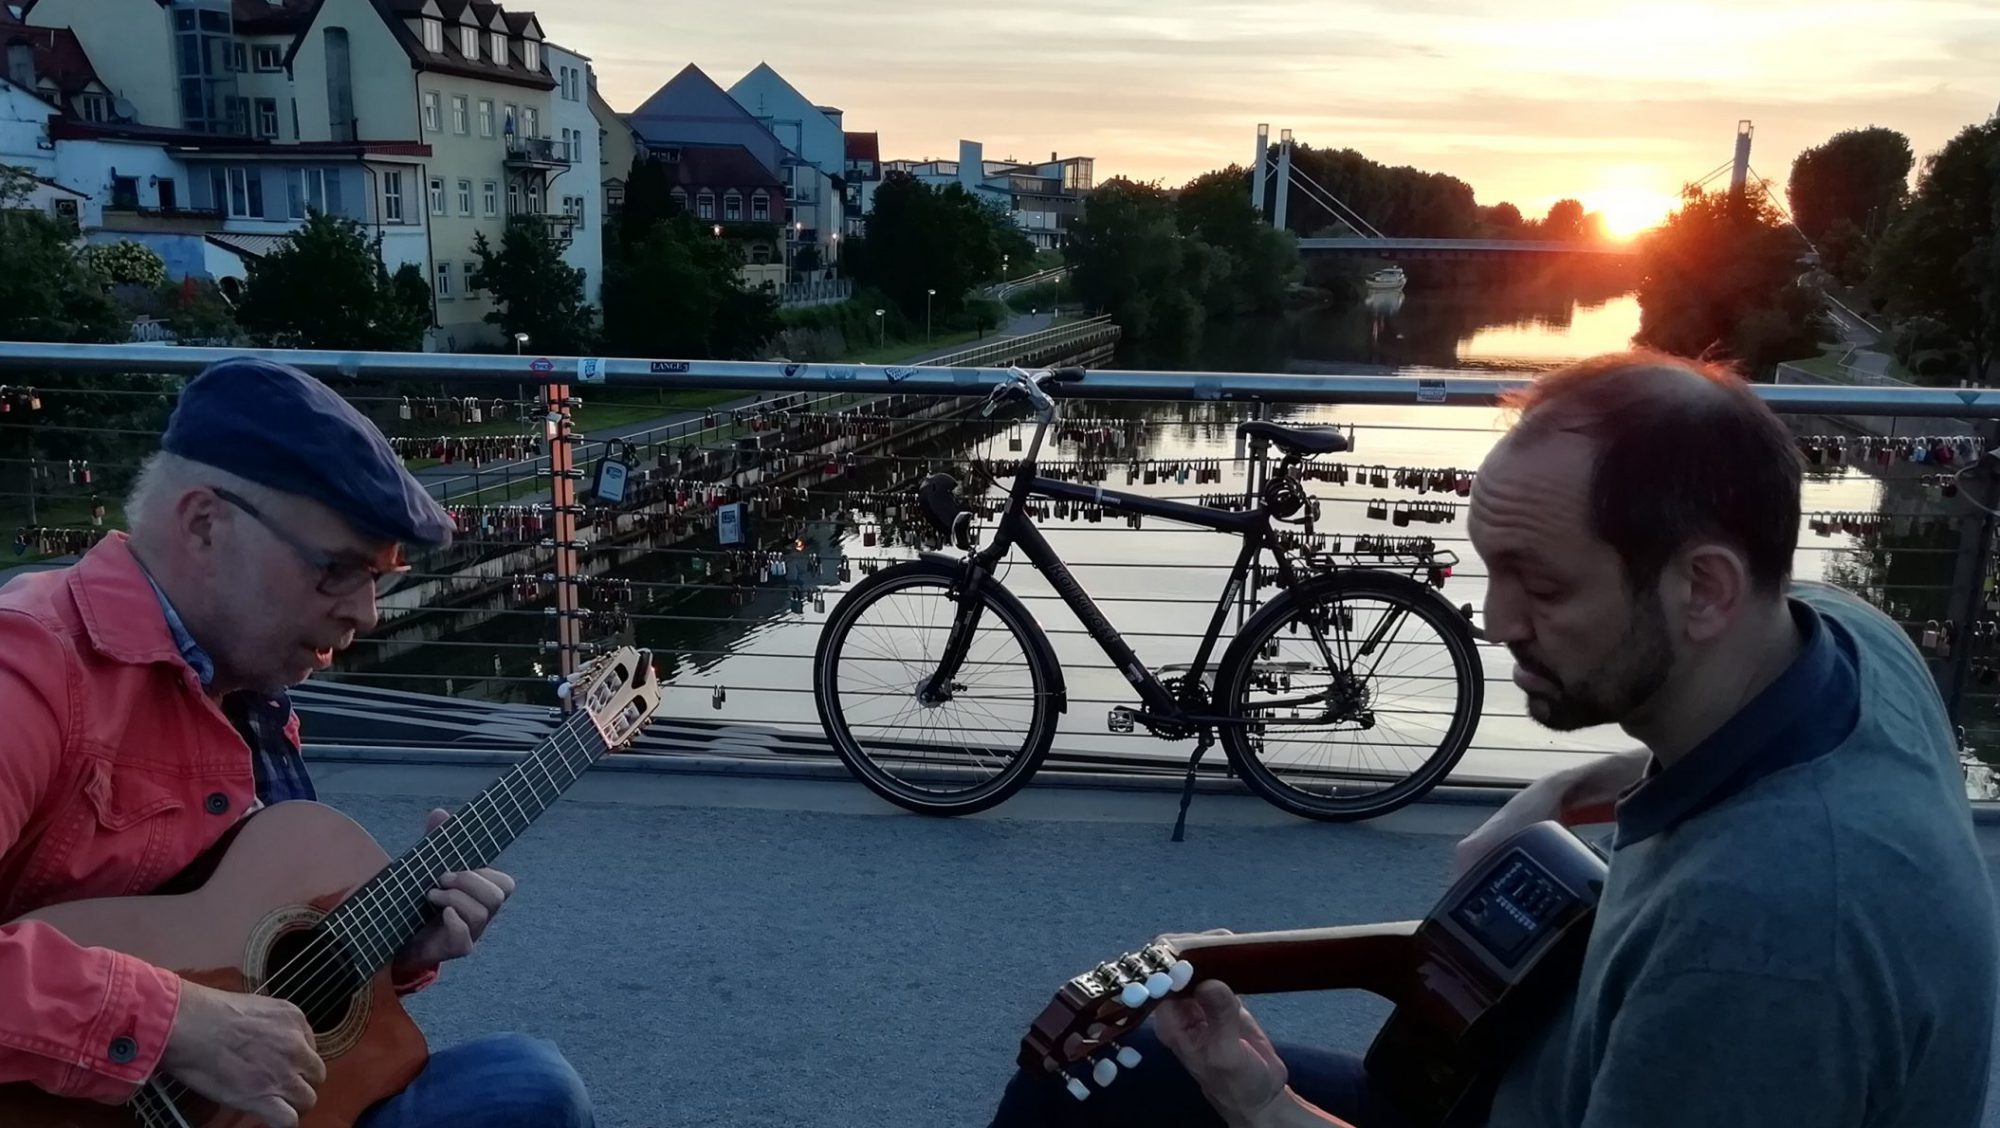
{"left": 212, "top": 487, "right": 408, "bottom": 597}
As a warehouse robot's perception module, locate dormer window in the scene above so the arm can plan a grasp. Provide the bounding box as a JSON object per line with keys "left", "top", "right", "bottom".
{"left": 421, "top": 18, "right": 440, "bottom": 52}
{"left": 460, "top": 25, "right": 477, "bottom": 58}
{"left": 523, "top": 40, "right": 539, "bottom": 71}
{"left": 490, "top": 31, "right": 506, "bottom": 64}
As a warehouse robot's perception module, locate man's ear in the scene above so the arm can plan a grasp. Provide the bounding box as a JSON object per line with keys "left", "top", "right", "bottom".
{"left": 175, "top": 487, "right": 223, "bottom": 553}
{"left": 1678, "top": 542, "right": 1751, "bottom": 644}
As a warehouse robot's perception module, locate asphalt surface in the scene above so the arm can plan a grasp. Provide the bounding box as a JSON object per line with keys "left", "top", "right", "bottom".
{"left": 309, "top": 764, "right": 2000, "bottom": 1128}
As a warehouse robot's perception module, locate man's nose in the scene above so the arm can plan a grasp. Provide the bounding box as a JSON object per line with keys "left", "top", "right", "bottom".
{"left": 1481, "top": 582, "right": 1531, "bottom": 647}
{"left": 336, "top": 582, "right": 380, "bottom": 635}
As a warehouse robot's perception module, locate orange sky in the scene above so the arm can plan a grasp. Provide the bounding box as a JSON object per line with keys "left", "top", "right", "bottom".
{"left": 551, "top": 1, "right": 1999, "bottom": 236}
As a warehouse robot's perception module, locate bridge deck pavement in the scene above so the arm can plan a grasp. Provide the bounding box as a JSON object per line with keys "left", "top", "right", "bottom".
{"left": 309, "top": 766, "right": 2000, "bottom": 1128}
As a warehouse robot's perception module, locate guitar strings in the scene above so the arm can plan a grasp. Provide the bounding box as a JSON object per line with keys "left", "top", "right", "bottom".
{"left": 133, "top": 714, "right": 606, "bottom": 1121}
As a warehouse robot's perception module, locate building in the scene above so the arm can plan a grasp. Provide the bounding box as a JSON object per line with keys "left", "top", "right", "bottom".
{"left": 725, "top": 62, "right": 839, "bottom": 271}
{"left": 661, "top": 144, "right": 784, "bottom": 291}
{"left": 17, "top": 0, "right": 594, "bottom": 349}
{"left": 841, "top": 129, "right": 877, "bottom": 244}
{"left": 888, "top": 139, "right": 1093, "bottom": 251}
{"left": 544, "top": 39, "right": 598, "bottom": 304}
{"left": 586, "top": 72, "right": 635, "bottom": 216}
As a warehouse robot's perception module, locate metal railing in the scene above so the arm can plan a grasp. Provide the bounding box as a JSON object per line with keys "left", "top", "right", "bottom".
{"left": 2, "top": 341, "right": 1996, "bottom": 794}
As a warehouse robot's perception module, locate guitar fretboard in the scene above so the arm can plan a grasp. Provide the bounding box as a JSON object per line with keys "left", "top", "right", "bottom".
{"left": 321, "top": 710, "right": 609, "bottom": 973}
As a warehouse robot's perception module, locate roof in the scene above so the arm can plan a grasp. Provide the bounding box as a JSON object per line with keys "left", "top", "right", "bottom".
{"left": 205, "top": 232, "right": 295, "bottom": 259}
{"left": 0, "top": 23, "right": 105, "bottom": 104}
{"left": 232, "top": 0, "right": 321, "bottom": 36}
{"left": 669, "top": 145, "right": 781, "bottom": 191}
{"left": 372, "top": 0, "right": 553, "bottom": 90}
{"left": 844, "top": 132, "right": 878, "bottom": 162}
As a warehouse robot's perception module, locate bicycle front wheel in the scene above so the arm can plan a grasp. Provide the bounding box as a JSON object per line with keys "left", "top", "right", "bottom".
{"left": 812, "top": 559, "right": 1060, "bottom": 815}
{"left": 1215, "top": 570, "right": 1484, "bottom": 821}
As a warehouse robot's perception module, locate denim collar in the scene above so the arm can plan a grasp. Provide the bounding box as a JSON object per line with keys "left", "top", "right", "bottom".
{"left": 1613, "top": 597, "right": 1858, "bottom": 848}
{"left": 140, "top": 570, "right": 216, "bottom": 689}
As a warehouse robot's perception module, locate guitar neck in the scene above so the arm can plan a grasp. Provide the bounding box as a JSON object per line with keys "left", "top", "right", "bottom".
{"left": 1167, "top": 921, "right": 1426, "bottom": 1005}
{"left": 322, "top": 711, "right": 608, "bottom": 973}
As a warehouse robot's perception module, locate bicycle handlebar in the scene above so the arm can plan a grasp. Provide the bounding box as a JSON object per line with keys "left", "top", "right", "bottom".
{"left": 981, "top": 366, "right": 1081, "bottom": 418}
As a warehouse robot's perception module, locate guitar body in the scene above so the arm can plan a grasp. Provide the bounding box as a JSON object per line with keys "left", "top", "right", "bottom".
{"left": 0, "top": 802, "right": 427, "bottom": 1128}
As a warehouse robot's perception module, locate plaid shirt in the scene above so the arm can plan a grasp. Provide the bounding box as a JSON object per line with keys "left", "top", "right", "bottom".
{"left": 144, "top": 574, "right": 317, "bottom": 807}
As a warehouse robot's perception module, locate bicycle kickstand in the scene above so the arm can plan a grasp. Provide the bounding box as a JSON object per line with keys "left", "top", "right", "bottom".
{"left": 1169, "top": 728, "right": 1216, "bottom": 843}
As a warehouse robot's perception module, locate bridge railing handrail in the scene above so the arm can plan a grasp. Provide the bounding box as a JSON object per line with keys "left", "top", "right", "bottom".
{"left": 4, "top": 341, "right": 1994, "bottom": 419}
{"left": 924, "top": 316, "right": 1115, "bottom": 369}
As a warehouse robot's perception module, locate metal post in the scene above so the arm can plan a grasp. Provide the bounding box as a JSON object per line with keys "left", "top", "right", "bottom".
{"left": 1730, "top": 120, "right": 1753, "bottom": 203}
{"left": 1942, "top": 419, "right": 2000, "bottom": 724}
{"left": 1274, "top": 130, "right": 1294, "bottom": 233}
{"left": 545, "top": 382, "right": 581, "bottom": 703}
{"left": 1251, "top": 123, "right": 1270, "bottom": 217}
{"left": 1237, "top": 402, "right": 1266, "bottom": 632}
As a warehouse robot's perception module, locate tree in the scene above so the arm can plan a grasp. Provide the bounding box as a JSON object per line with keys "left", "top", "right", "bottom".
{"left": 1175, "top": 166, "right": 1298, "bottom": 314}
{"left": 79, "top": 241, "right": 167, "bottom": 288}
{"left": 1066, "top": 178, "right": 1195, "bottom": 346}
{"left": 236, "top": 213, "right": 430, "bottom": 349}
{"left": 1871, "top": 120, "right": 1998, "bottom": 385}
{"left": 1788, "top": 127, "right": 1914, "bottom": 244}
{"left": 850, "top": 173, "right": 1009, "bottom": 323}
{"left": 1635, "top": 183, "right": 1819, "bottom": 375}
{"left": 601, "top": 212, "right": 776, "bottom": 360}
{"left": 470, "top": 217, "right": 596, "bottom": 354}
{"left": 1480, "top": 202, "right": 1525, "bottom": 234}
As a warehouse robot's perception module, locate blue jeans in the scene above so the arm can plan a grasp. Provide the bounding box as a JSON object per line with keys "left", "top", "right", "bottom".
{"left": 356, "top": 1033, "right": 593, "bottom": 1128}
{"left": 989, "top": 1024, "right": 1408, "bottom": 1128}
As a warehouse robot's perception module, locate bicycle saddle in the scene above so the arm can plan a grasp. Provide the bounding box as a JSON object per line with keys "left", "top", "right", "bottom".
{"left": 1236, "top": 421, "right": 1349, "bottom": 455}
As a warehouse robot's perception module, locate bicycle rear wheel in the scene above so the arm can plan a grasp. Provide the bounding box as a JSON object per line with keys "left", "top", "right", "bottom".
{"left": 812, "top": 559, "right": 1060, "bottom": 815}
{"left": 1215, "top": 570, "right": 1483, "bottom": 821}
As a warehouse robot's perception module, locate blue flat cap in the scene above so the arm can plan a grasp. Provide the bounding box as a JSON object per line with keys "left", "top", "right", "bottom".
{"left": 162, "top": 357, "right": 453, "bottom": 547}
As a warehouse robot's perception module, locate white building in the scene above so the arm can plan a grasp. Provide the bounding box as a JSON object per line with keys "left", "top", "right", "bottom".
{"left": 544, "top": 40, "right": 600, "bottom": 305}
{"left": 726, "top": 62, "right": 843, "bottom": 277}
{"left": 888, "top": 139, "right": 1094, "bottom": 252}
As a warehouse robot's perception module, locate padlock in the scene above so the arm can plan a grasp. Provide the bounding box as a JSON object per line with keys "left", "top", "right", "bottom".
{"left": 712, "top": 685, "right": 726, "bottom": 709}
{"left": 1922, "top": 620, "right": 1941, "bottom": 652}
{"left": 399, "top": 396, "right": 412, "bottom": 421}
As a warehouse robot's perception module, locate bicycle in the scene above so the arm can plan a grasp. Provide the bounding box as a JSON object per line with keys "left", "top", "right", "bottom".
{"left": 811, "top": 366, "right": 1485, "bottom": 835}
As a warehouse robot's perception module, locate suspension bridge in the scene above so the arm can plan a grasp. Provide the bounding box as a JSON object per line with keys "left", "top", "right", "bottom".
{"left": 1253, "top": 119, "right": 1784, "bottom": 261}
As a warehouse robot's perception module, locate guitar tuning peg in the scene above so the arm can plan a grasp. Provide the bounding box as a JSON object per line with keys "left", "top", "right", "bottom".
{"left": 1169, "top": 959, "right": 1194, "bottom": 990}
{"left": 1091, "top": 1058, "right": 1118, "bottom": 1087}
{"left": 1065, "top": 1077, "right": 1091, "bottom": 1102}
{"left": 1116, "top": 1045, "right": 1143, "bottom": 1069}
{"left": 1118, "top": 982, "right": 1149, "bottom": 1008}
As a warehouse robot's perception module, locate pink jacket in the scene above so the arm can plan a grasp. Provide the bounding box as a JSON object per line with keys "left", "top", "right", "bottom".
{"left": 0, "top": 535, "right": 426, "bottom": 1104}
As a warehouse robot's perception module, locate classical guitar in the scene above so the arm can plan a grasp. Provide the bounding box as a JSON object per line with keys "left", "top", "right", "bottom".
{"left": 1020, "top": 820, "right": 1607, "bottom": 1127}
{"left": 0, "top": 646, "right": 663, "bottom": 1128}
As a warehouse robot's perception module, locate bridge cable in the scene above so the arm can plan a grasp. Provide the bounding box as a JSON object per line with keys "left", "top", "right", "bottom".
{"left": 1279, "top": 163, "right": 1388, "bottom": 239}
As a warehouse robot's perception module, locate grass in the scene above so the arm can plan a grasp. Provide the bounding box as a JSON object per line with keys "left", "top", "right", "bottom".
{"left": 842, "top": 329, "right": 987, "bottom": 366}
{"left": 1, "top": 496, "right": 126, "bottom": 563}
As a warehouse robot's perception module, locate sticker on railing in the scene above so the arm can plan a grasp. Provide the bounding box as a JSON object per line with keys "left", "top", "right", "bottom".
{"left": 528, "top": 357, "right": 554, "bottom": 374}
{"left": 649, "top": 361, "right": 689, "bottom": 374}
{"left": 884, "top": 367, "right": 918, "bottom": 383}
{"left": 1417, "top": 379, "right": 1446, "bottom": 404}
{"left": 576, "top": 357, "right": 607, "bottom": 383}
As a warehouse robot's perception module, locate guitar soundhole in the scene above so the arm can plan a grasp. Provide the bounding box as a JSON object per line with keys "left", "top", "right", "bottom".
{"left": 263, "top": 926, "right": 366, "bottom": 1035}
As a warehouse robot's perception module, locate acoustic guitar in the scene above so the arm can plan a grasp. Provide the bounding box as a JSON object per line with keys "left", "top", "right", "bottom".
{"left": 1020, "top": 820, "right": 1607, "bottom": 1127}
{"left": 0, "top": 646, "right": 663, "bottom": 1128}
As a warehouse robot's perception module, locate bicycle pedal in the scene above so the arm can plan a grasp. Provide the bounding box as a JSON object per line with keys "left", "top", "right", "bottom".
{"left": 1107, "top": 708, "right": 1136, "bottom": 734}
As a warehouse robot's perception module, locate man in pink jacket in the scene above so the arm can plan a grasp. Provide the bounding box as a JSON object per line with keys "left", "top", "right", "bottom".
{"left": 0, "top": 358, "right": 591, "bottom": 1127}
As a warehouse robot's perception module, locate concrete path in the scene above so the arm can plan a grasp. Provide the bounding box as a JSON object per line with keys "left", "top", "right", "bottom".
{"left": 306, "top": 765, "right": 2000, "bottom": 1128}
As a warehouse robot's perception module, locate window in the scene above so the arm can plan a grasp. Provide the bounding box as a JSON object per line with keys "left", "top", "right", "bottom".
{"left": 451, "top": 94, "right": 468, "bottom": 134}
{"left": 230, "top": 43, "right": 247, "bottom": 73}
{"left": 491, "top": 31, "right": 506, "bottom": 64}
{"left": 751, "top": 191, "right": 769, "bottom": 222}
{"left": 463, "top": 260, "right": 479, "bottom": 298}
{"left": 255, "top": 97, "right": 278, "bottom": 138}
{"left": 724, "top": 191, "right": 741, "bottom": 222}
{"left": 435, "top": 261, "right": 451, "bottom": 299}
{"left": 111, "top": 176, "right": 139, "bottom": 210}
{"left": 456, "top": 178, "right": 472, "bottom": 216}
{"left": 521, "top": 106, "right": 537, "bottom": 139}
{"left": 254, "top": 44, "right": 282, "bottom": 71}
{"left": 217, "top": 166, "right": 262, "bottom": 219}
{"left": 422, "top": 90, "right": 440, "bottom": 133}
{"left": 287, "top": 168, "right": 330, "bottom": 219}
{"left": 523, "top": 40, "right": 539, "bottom": 71}
{"left": 382, "top": 170, "right": 403, "bottom": 222}
{"left": 422, "top": 18, "right": 442, "bottom": 52}
{"left": 481, "top": 179, "right": 498, "bottom": 217}
{"left": 460, "top": 25, "right": 477, "bottom": 59}
{"left": 477, "top": 98, "right": 493, "bottom": 137}
{"left": 427, "top": 176, "right": 445, "bottom": 216}
{"left": 557, "top": 66, "right": 569, "bottom": 100}
{"left": 670, "top": 187, "right": 687, "bottom": 211}
{"left": 507, "top": 182, "right": 519, "bottom": 214}
{"left": 502, "top": 103, "right": 516, "bottom": 135}
{"left": 158, "top": 178, "right": 177, "bottom": 210}
{"left": 525, "top": 180, "right": 540, "bottom": 213}
{"left": 78, "top": 94, "right": 109, "bottom": 123}
{"left": 696, "top": 190, "right": 714, "bottom": 220}
{"left": 561, "top": 128, "right": 574, "bottom": 162}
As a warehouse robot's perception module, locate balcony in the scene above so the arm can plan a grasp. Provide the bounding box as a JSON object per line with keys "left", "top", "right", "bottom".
{"left": 99, "top": 205, "right": 226, "bottom": 234}
{"left": 519, "top": 213, "right": 576, "bottom": 249}
{"left": 504, "top": 135, "right": 565, "bottom": 169}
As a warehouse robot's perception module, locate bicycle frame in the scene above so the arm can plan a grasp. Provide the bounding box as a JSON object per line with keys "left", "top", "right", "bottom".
{"left": 921, "top": 378, "right": 1374, "bottom": 729}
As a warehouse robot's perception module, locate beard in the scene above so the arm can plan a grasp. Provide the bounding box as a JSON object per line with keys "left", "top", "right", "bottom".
{"left": 1514, "top": 590, "right": 1673, "bottom": 732}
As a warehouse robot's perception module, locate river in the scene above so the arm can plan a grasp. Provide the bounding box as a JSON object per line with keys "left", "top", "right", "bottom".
{"left": 342, "top": 275, "right": 1994, "bottom": 793}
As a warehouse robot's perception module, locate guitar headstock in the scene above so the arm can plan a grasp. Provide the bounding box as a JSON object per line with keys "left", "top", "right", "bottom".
{"left": 1019, "top": 940, "right": 1196, "bottom": 1101}
{"left": 564, "top": 647, "right": 663, "bottom": 750}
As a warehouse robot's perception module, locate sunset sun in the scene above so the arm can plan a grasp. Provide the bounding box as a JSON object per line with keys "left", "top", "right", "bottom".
{"left": 1590, "top": 189, "right": 1679, "bottom": 240}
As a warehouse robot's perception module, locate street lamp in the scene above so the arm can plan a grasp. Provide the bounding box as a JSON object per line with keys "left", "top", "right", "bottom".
{"left": 514, "top": 332, "right": 530, "bottom": 404}
{"left": 926, "top": 288, "right": 935, "bottom": 342}
{"left": 1002, "top": 253, "right": 1009, "bottom": 281}
{"left": 712, "top": 224, "right": 721, "bottom": 237}
{"left": 874, "top": 308, "right": 885, "bottom": 348}
{"left": 829, "top": 232, "right": 840, "bottom": 280}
